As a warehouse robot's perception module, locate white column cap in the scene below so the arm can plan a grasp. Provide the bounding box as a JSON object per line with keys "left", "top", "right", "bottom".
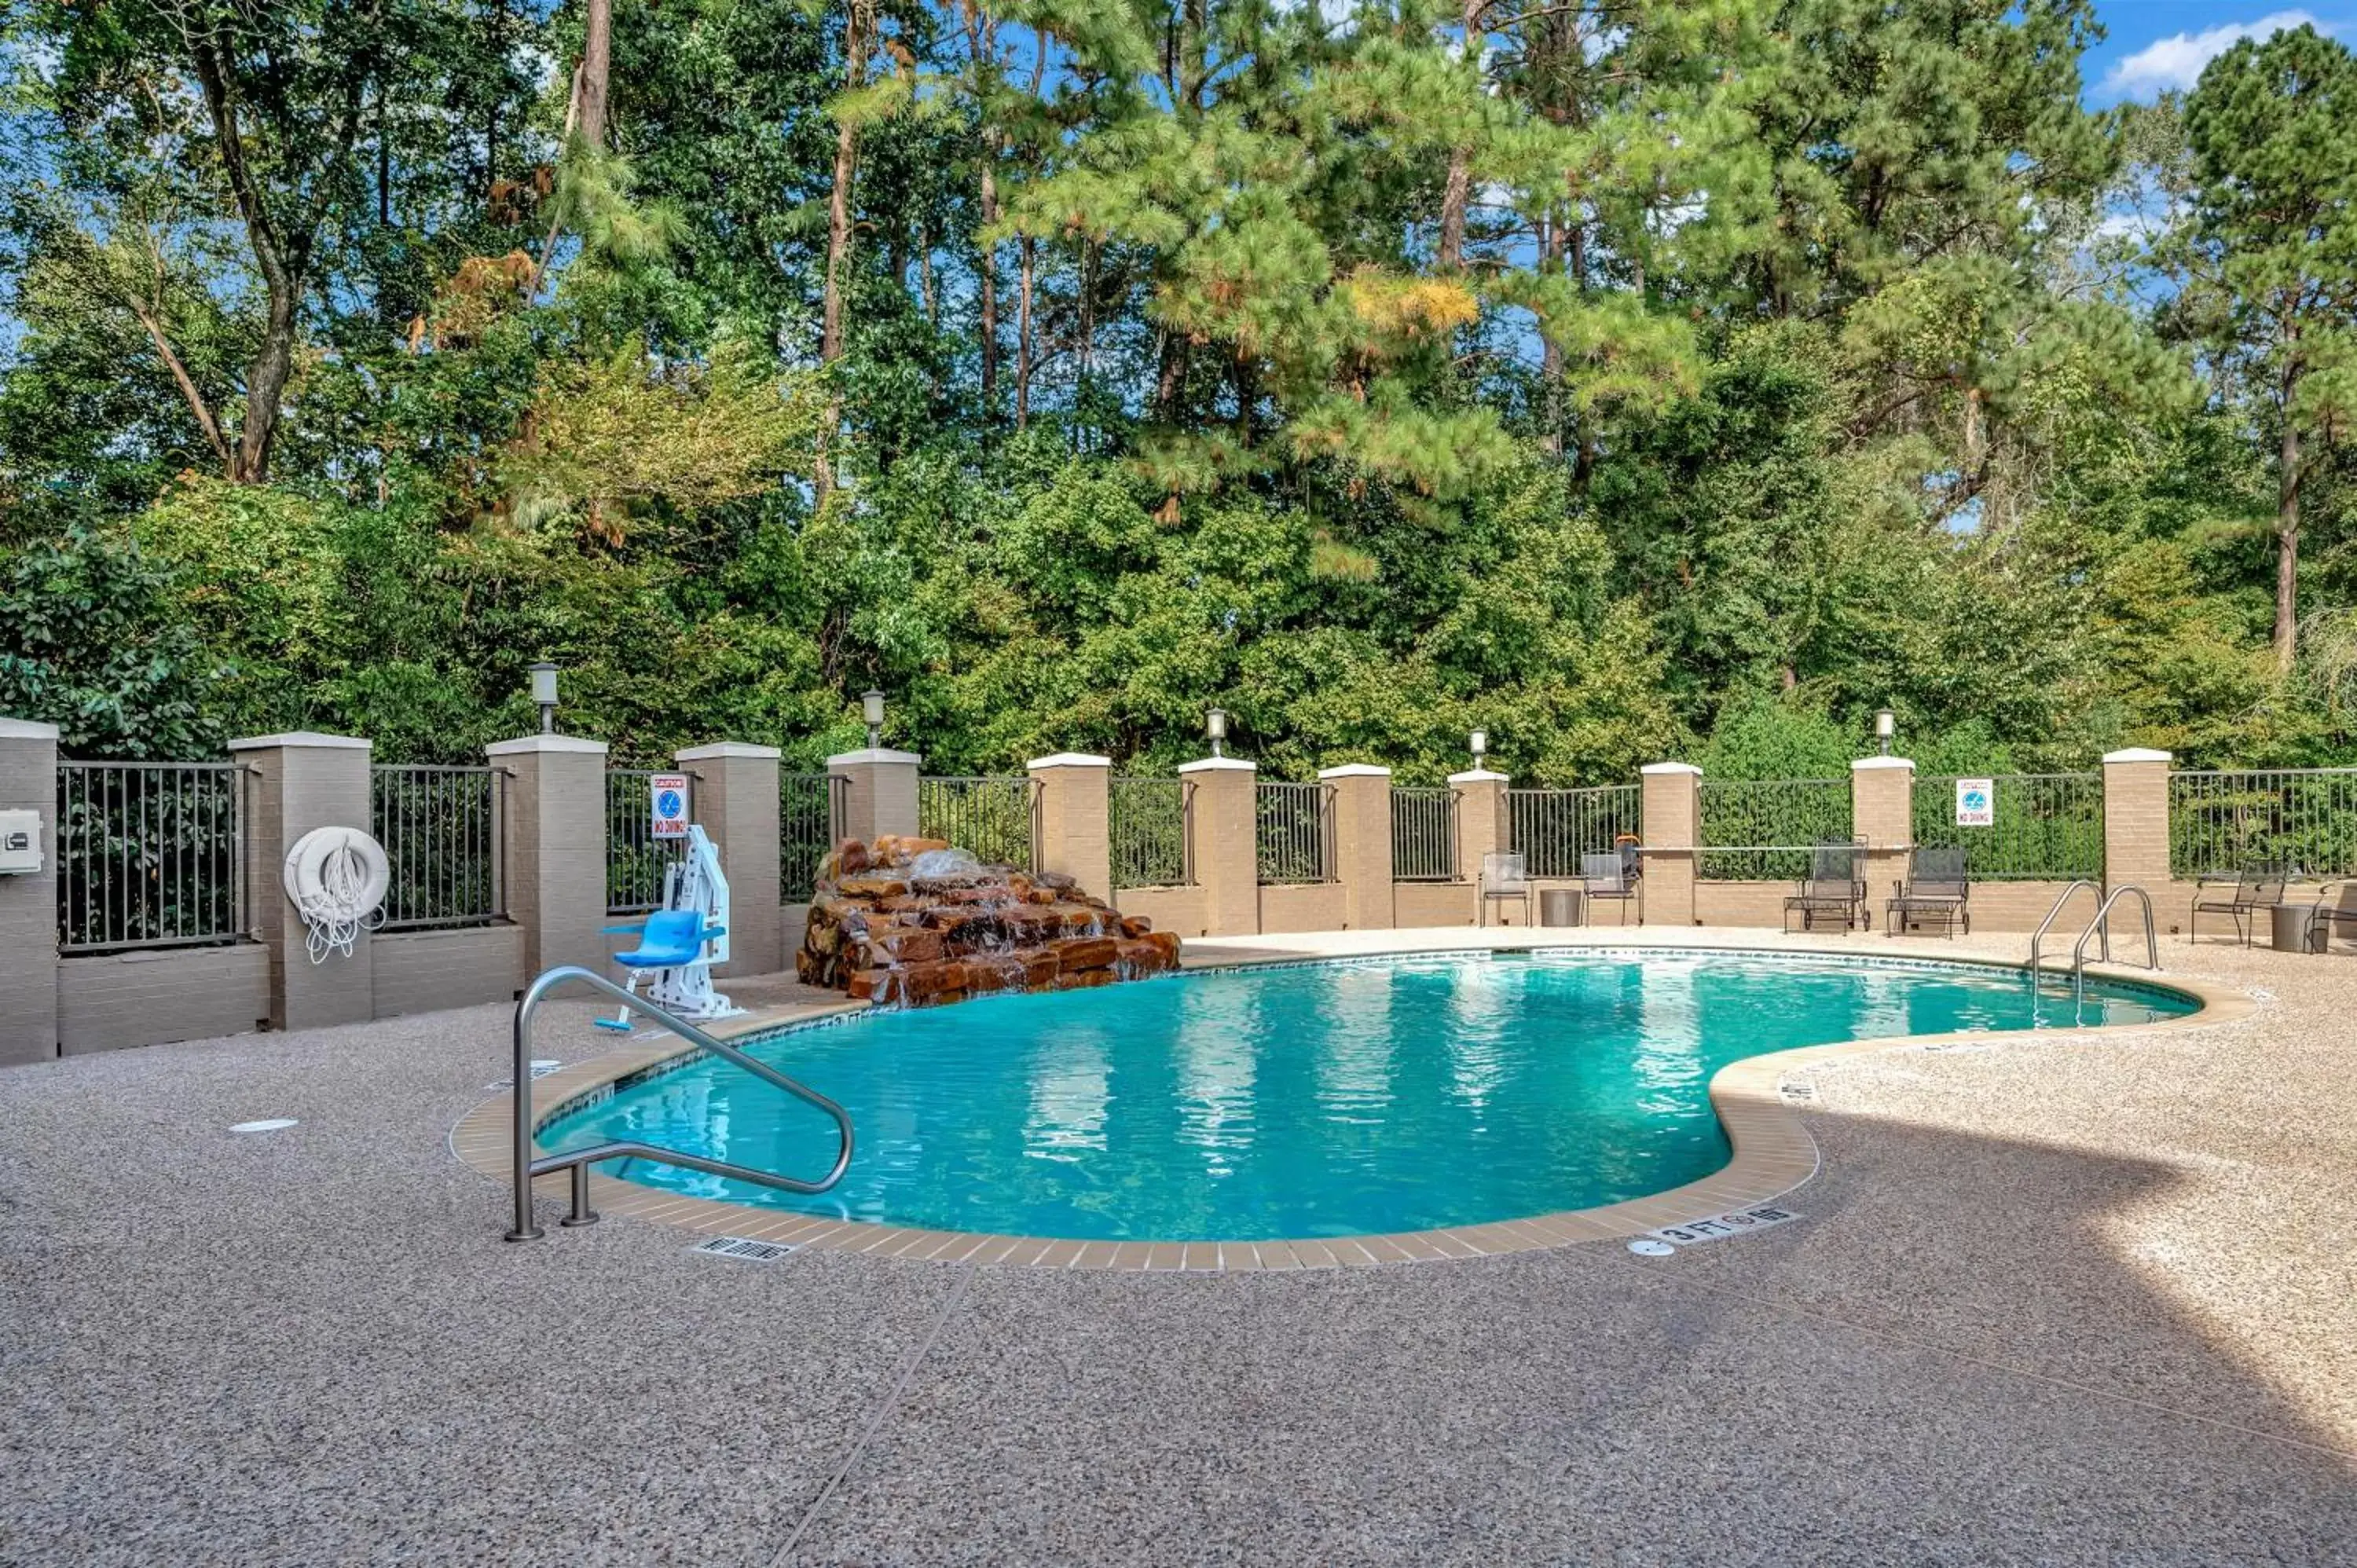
{"left": 1028, "top": 753, "right": 1112, "bottom": 770}
{"left": 827, "top": 748, "right": 922, "bottom": 767}
{"left": 0, "top": 717, "right": 60, "bottom": 741}
{"left": 1639, "top": 761, "right": 1702, "bottom": 776}
{"left": 1851, "top": 755, "right": 1914, "bottom": 771}
{"left": 1318, "top": 763, "right": 1392, "bottom": 779}
{"left": 1178, "top": 757, "right": 1256, "bottom": 775}
{"left": 676, "top": 742, "right": 782, "bottom": 762}
{"left": 231, "top": 731, "right": 373, "bottom": 752}
{"left": 486, "top": 734, "right": 607, "bottom": 757}
{"left": 2102, "top": 747, "right": 2173, "bottom": 764}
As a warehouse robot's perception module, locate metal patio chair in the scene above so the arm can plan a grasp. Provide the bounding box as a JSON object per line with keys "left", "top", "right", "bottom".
{"left": 1580, "top": 852, "right": 1640, "bottom": 925}
{"left": 1478, "top": 852, "right": 1530, "bottom": 927}
{"left": 2189, "top": 869, "right": 2286, "bottom": 947}
{"left": 1886, "top": 845, "right": 1970, "bottom": 938}
{"left": 1783, "top": 841, "right": 1869, "bottom": 934}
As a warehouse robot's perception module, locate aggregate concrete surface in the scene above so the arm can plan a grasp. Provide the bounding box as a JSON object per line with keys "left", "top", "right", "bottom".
{"left": 3, "top": 932, "right": 2354, "bottom": 1565}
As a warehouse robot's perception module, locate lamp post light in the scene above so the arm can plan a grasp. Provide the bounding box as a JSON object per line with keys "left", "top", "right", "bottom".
{"left": 528, "top": 661, "right": 559, "bottom": 735}
{"left": 1875, "top": 708, "right": 1896, "bottom": 757}
{"left": 1206, "top": 708, "right": 1228, "bottom": 760}
{"left": 863, "top": 689, "right": 886, "bottom": 751}
{"left": 1469, "top": 729, "right": 1488, "bottom": 771}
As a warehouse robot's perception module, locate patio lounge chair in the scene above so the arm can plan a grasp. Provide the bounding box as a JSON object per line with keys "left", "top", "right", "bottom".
{"left": 1783, "top": 841, "right": 1869, "bottom": 934}
{"left": 1581, "top": 852, "right": 1640, "bottom": 925}
{"left": 2189, "top": 869, "right": 2286, "bottom": 947}
{"left": 1886, "top": 845, "right": 1970, "bottom": 937}
{"left": 1478, "top": 851, "right": 1530, "bottom": 927}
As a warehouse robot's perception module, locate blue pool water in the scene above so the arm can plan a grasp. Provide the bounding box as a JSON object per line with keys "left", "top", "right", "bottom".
{"left": 541, "top": 951, "right": 2194, "bottom": 1242}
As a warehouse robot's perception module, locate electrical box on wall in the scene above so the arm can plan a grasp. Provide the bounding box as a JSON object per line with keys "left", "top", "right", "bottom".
{"left": 0, "top": 809, "right": 42, "bottom": 874}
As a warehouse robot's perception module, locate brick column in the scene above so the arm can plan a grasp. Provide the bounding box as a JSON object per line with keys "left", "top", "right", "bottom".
{"left": 487, "top": 733, "right": 610, "bottom": 979}
{"left": 2102, "top": 747, "right": 2172, "bottom": 892}
{"left": 676, "top": 742, "right": 782, "bottom": 977}
{"left": 231, "top": 731, "right": 375, "bottom": 1031}
{"left": 0, "top": 717, "right": 60, "bottom": 1065}
{"left": 1178, "top": 757, "right": 1259, "bottom": 936}
{"left": 1320, "top": 764, "right": 1395, "bottom": 931}
{"left": 1851, "top": 755, "right": 1915, "bottom": 922}
{"left": 827, "top": 748, "right": 921, "bottom": 843}
{"left": 1640, "top": 762, "right": 1702, "bottom": 927}
{"left": 1030, "top": 753, "right": 1112, "bottom": 902}
{"left": 1449, "top": 768, "right": 1510, "bottom": 883}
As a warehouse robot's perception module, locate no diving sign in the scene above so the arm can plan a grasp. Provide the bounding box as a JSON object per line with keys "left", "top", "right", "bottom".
{"left": 649, "top": 774, "right": 690, "bottom": 840}
{"left": 1644, "top": 1204, "right": 1802, "bottom": 1248}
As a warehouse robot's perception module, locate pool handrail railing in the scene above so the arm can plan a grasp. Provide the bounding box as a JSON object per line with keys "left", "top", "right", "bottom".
{"left": 504, "top": 965, "right": 855, "bottom": 1242}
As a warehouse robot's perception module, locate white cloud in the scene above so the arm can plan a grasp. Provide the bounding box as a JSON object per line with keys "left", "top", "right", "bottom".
{"left": 2099, "top": 12, "right": 2326, "bottom": 100}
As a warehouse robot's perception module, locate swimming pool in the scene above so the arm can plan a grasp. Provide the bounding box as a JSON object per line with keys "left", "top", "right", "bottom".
{"left": 539, "top": 951, "right": 2195, "bottom": 1243}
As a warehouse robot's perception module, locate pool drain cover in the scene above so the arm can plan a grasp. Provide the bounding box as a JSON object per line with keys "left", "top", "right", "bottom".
{"left": 691, "top": 1236, "right": 797, "bottom": 1263}
{"left": 1628, "top": 1239, "right": 1675, "bottom": 1257}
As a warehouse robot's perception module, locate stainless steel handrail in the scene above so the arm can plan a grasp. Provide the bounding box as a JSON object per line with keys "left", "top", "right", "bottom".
{"left": 504, "top": 965, "right": 854, "bottom": 1241}
{"left": 2028, "top": 880, "right": 2106, "bottom": 980}
{"left": 2072, "top": 885, "right": 2160, "bottom": 1005}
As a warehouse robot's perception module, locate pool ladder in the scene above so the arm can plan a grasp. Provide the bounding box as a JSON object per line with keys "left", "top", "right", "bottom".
{"left": 2028, "top": 881, "right": 2160, "bottom": 1006}
{"left": 503, "top": 965, "right": 854, "bottom": 1242}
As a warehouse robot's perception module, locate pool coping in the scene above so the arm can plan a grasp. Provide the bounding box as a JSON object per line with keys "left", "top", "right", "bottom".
{"left": 448, "top": 933, "right": 2256, "bottom": 1270}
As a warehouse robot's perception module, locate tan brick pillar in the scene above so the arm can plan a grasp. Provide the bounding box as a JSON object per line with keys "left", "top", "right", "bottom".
{"left": 0, "top": 717, "right": 60, "bottom": 1065}
{"left": 231, "top": 731, "right": 375, "bottom": 1031}
{"left": 1178, "top": 757, "right": 1259, "bottom": 936}
{"left": 2102, "top": 747, "right": 2172, "bottom": 892}
{"left": 1320, "top": 764, "right": 1395, "bottom": 931}
{"left": 1640, "top": 762, "right": 1702, "bottom": 927}
{"left": 1029, "top": 753, "right": 1112, "bottom": 902}
{"left": 676, "top": 742, "right": 782, "bottom": 977}
{"left": 1449, "top": 768, "right": 1510, "bottom": 883}
{"left": 1851, "top": 756, "right": 1915, "bottom": 922}
{"left": 487, "top": 733, "right": 610, "bottom": 979}
{"left": 827, "top": 747, "right": 921, "bottom": 843}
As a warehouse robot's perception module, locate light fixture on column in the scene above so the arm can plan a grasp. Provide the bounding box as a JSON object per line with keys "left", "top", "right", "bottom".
{"left": 1206, "top": 708, "right": 1228, "bottom": 760}
{"left": 863, "top": 689, "right": 886, "bottom": 750}
{"left": 529, "top": 661, "right": 559, "bottom": 734}
{"left": 1875, "top": 707, "right": 1896, "bottom": 757}
{"left": 1469, "top": 729, "right": 1488, "bottom": 771}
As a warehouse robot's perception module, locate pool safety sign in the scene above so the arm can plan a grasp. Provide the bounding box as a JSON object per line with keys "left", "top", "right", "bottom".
{"left": 1956, "top": 778, "right": 1995, "bottom": 827}
{"left": 1644, "top": 1204, "right": 1802, "bottom": 1247}
{"left": 650, "top": 774, "right": 690, "bottom": 840}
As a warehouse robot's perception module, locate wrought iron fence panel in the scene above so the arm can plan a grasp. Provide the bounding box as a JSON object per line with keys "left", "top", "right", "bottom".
{"left": 1390, "top": 786, "right": 1458, "bottom": 881}
{"left": 2169, "top": 768, "right": 2357, "bottom": 877}
{"left": 607, "top": 769, "right": 691, "bottom": 914}
{"left": 1256, "top": 780, "right": 1334, "bottom": 885}
{"left": 370, "top": 765, "right": 503, "bottom": 929}
{"left": 1698, "top": 778, "right": 1852, "bottom": 881}
{"left": 780, "top": 772, "right": 844, "bottom": 901}
{"left": 918, "top": 775, "right": 1038, "bottom": 868}
{"left": 1508, "top": 786, "right": 1641, "bottom": 879}
{"left": 1111, "top": 775, "right": 1191, "bottom": 888}
{"left": 56, "top": 761, "right": 247, "bottom": 952}
{"left": 1911, "top": 773, "right": 2101, "bottom": 881}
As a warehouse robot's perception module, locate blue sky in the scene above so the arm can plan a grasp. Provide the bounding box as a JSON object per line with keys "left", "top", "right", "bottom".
{"left": 2083, "top": 3, "right": 2355, "bottom": 102}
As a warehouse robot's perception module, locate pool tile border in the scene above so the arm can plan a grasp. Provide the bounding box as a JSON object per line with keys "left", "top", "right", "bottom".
{"left": 449, "top": 936, "right": 2254, "bottom": 1272}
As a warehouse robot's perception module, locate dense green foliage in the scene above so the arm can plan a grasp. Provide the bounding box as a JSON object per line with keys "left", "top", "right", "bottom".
{"left": 4, "top": 2, "right": 2356, "bottom": 781}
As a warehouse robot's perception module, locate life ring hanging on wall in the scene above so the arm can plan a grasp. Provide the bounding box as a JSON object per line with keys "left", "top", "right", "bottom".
{"left": 281, "top": 826, "right": 390, "bottom": 964}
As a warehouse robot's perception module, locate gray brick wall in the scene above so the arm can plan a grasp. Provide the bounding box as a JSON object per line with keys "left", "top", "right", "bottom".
{"left": 58, "top": 945, "right": 268, "bottom": 1053}
{"left": 372, "top": 925, "right": 524, "bottom": 1017}
{"left": 0, "top": 719, "right": 60, "bottom": 1065}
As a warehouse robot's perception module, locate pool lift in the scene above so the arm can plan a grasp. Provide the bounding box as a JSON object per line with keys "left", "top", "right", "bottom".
{"left": 596, "top": 822, "right": 746, "bottom": 1032}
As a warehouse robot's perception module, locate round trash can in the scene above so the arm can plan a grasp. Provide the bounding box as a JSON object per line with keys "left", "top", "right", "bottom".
{"left": 1539, "top": 888, "right": 1582, "bottom": 928}
{"left": 2272, "top": 902, "right": 2324, "bottom": 954}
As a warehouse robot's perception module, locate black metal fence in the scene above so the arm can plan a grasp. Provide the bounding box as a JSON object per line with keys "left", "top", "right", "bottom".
{"left": 2169, "top": 768, "right": 2357, "bottom": 877}
{"left": 1698, "top": 778, "right": 1852, "bottom": 880}
{"left": 1255, "top": 780, "right": 1334, "bottom": 885}
{"left": 917, "top": 775, "right": 1037, "bottom": 867}
{"left": 606, "top": 769, "right": 691, "bottom": 914}
{"left": 1912, "top": 773, "right": 2102, "bottom": 881}
{"left": 1111, "top": 775, "right": 1192, "bottom": 888}
{"left": 1390, "top": 786, "right": 1457, "bottom": 881}
{"left": 370, "top": 765, "right": 504, "bottom": 929}
{"left": 55, "top": 761, "right": 247, "bottom": 953}
{"left": 1508, "top": 785, "right": 1640, "bottom": 878}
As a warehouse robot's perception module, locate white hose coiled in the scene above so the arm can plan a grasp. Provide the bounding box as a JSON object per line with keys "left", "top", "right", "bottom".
{"left": 281, "top": 826, "right": 390, "bottom": 964}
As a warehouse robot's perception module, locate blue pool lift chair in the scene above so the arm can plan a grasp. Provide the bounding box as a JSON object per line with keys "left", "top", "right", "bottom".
{"left": 594, "top": 908, "right": 728, "bottom": 1031}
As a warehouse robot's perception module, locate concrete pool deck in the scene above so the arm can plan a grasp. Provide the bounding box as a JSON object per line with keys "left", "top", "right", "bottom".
{"left": 3, "top": 929, "right": 2354, "bottom": 1562}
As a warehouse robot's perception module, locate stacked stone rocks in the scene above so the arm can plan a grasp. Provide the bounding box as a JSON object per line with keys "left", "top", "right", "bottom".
{"left": 795, "top": 835, "right": 1181, "bottom": 1006}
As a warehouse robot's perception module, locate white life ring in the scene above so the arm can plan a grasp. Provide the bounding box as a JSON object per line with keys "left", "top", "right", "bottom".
{"left": 281, "top": 826, "right": 390, "bottom": 963}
